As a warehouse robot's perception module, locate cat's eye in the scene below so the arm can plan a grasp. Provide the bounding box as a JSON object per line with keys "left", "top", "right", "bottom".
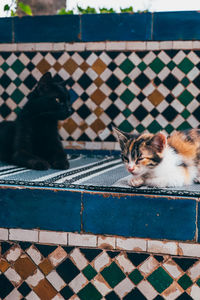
{"left": 136, "top": 157, "right": 143, "bottom": 163}
{"left": 55, "top": 98, "right": 60, "bottom": 103}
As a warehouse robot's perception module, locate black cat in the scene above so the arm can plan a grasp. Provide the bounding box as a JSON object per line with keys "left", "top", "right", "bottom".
{"left": 0, "top": 72, "right": 72, "bottom": 170}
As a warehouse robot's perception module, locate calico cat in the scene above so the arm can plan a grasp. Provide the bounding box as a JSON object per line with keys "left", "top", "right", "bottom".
{"left": 0, "top": 72, "right": 71, "bottom": 170}
{"left": 113, "top": 127, "right": 200, "bottom": 188}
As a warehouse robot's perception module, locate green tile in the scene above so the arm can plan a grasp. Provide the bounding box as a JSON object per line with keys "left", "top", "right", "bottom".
{"left": 196, "top": 278, "right": 200, "bottom": 287}
{"left": 120, "top": 58, "right": 135, "bottom": 74}
{"left": 138, "top": 61, "right": 147, "bottom": 71}
{"left": 181, "top": 109, "right": 190, "bottom": 119}
{"left": 118, "top": 120, "right": 134, "bottom": 133}
{"left": 136, "top": 124, "right": 145, "bottom": 133}
{"left": 1, "top": 62, "right": 9, "bottom": 71}
{"left": 123, "top": 108, "right": 132, "bottom": 118}
{"left": 82, "top": 265, "right": 97, "bottom": 281}
{"left": 149, "top": 57, "right": 165, "bottom": 74}
{"left": 178, "top": 57, "right": 194, "bottom": 74}
{"left": 11, "top": 59, "right": 25, "bottom": 75}
{"left": 129, "top": 269, "right": 143, "bottom": 285}
{"left": 167, "top": 61, "right": 176, "bottom": 71}
{"left": 14, "top": 107, "right": 21, "bottom": 115}
{"left": 178, "top": 90, "right": 194, "bottom": 106}
{"left": 165, "top": 124, "right": 174, "bottom": 134}
{"left": 120, "top": 89, "right": 135, "bottom": 105}
{"left": 181, "top": 77, "right": 190, "bottom": 87}
{"left": 78, "top": 283, "right": 102, "bottom": 300}
{"left": 178, "top": 274, "right": 193, "bottom": 290}
{"left": 177, "top": 121, "right": 191, "bottom": 131}
{"left": 147, "top": 267, "right": 173, "bottom": 294}
{"left": 147, "top": 120, "right": 162, "bottom": 133}
{"left": 13, "top": 77, "right": 22, "bottom": 87}
{"left": 101, "top": 262, "right": 126, "bottom": 288}
{"left": 123, "top": 77, "right": 132, "bottom": 86}
{"left": 11, "top": 89, "right": 24, "bottom": 104}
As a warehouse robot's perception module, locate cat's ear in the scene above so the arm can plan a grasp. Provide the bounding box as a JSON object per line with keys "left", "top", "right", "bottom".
{"left": 38, "top": 72, "right": 52, "bottom": 88}
{"left": 113, "top": 127, "right": 130, "bottom": 150}
{"left": 151, "top": 132, "right": 167, "bottom": 153}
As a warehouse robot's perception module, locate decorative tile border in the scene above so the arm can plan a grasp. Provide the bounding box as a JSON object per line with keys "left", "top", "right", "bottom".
{"left": 2, "top": 228, "right": 200, "bottom": 258}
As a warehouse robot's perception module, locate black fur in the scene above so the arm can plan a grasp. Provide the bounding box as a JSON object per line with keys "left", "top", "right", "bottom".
{"left": 0, "top": 72, "right": 72, "bottom": 170}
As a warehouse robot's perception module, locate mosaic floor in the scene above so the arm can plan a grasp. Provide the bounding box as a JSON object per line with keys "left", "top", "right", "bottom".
{"left": 1, "top": 49, "right": 200, "bottom": 146}
{"left": 0, "top": 241, "right": 200, "bottom": 299}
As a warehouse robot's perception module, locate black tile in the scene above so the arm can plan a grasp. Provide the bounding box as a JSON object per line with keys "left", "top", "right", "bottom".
{"left": 154, "top": 77, "right": 162, "bottom": 86}
{"left": 137, "top": 92, "right": 146, "bottom": 101}
{"left": 80, "top": 248, "right": 102, "bottom": 262}
{"left": 0, "top": 104, "right": 11, "bottom": 118}
{"left": 124, "top": 288, "right": 147, "bottom": 300}
{"left": 0, "top": 274, "right": 14, "bottom": 299}
{"left": 34, "top": 244, "right": 57, "bottom": 257}
{"left": 105, "top": 134, "right": 116, "bottom": 142}
{"left": 0, "top": 74, "right": 12, "bottom": 89}
{"left": 134, "top": 73, "right": 150, "bottom": 89}
{"left": 105, "top": 104, "right": 120, "bottom": 119}
{"left": 78, "top": 133, "right": 91, "bottom": 141}
{"left": 1, "top": 92, "right": 9, "bottom": 101}
{"left": 56, "top": 258, "right": 80, "bottom": 283}
{"left": 196, "top": 62, "right": 200, "bottom": 69}
{"left": 105, "top": 291, "right": 120, "bottom": 300}
{"left": 176, "top": 292, "right": 193, "bottom": 300}
{"left": 166, "top": 94, "right": 174, "bottom": 104}
{"left": 107, "top": 52, "right": 121, "bottom": 60}
{"left": 109, "top": 92, "right": 118, "bottom": 101}
{"left": 18, "top": 282, "right": 31, "bottom": 297}
{"left": 63, "top": 246, "right": 74, "bottom": 254}
{"left": 154, "top": 296, "right": 165, "bottom": 300}
{"left": 165, "top": 50, "right": 179, "bottom": 58}
{"left": 134, "top": 105, "right": 148, "bottom": 121}
{"left": 78, "top": 73, "right": 93, "bottom": 89}
{"left": 193, "top": 74, "right": 200, "bottom": 88}
{"left": 136, "top": 51, "right": 148, "bottom": 59}
{"left": 194, "top": 50, "right": 200, "bottom": 58}
{"left": 1, "top": 242, "right": 14, "bottom": 255}
{"left": 24, "top": 75, "right": 37, "bottom": 89}
{"left": 66, "top": 78, "right": 75, "bottom": 87}
{"left": 162, "top": 106, "right": 178, "bottom": 122}
{"left": 26, "top": 62, "right": 35, "bottom": 72}
{"left": 172, "top": 257, "right": 198, "bottom": 272}
{"left": 126, "top": 253, "right": 149, "bottom": 267}
{"left": 81, "top": 92, "right": 89, "bottom": 101}
{"left": 106, "top": 74, "right": 121, "bottom": 90}
{"left": 163, "top": 74, "right": 179, "bottom": 90}
{"left": 107, "top": 251, "right": 120, "bottom": 259}
{"left": 79, "top": 51, "right": 92, "bottom": 60}
{"left": 24, "top": 52, "right": 37, "bottom": 59}
{"left": 154, "top": 255, "right": 164, "bottom": 262}
{"left": 51, "top": 52, "right": 64, "bottom": 60}
{"left": 77, "top": 104, "right": 91, "bottom": 118}
{"left": 1, "top": 52, "right": 12, "bottom": 60}
{"left": 151, "top": 108, "right": 159, "bottom": 118}
{"left": 108, "top": 62, "right": 117, "bottom": 71}
{"left": 60, "top": 285, "right": 74, "bottom": 299}
{"left": 18, "top": 242, "right": 32, "bottom": 251}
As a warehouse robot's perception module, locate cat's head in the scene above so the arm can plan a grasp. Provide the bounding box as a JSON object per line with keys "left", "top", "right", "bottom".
{"left": 113, "top": 127, "right": 167, "bottom": 177}
{"left": 27, "top": 72, "right": 72, "bottom": 120}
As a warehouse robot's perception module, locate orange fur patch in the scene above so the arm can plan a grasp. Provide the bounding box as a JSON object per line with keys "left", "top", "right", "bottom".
{"left": 168, "top": 132, "right": 198, "bottom": 159}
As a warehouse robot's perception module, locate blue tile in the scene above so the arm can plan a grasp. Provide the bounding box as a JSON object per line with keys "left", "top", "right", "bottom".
{"left": 14, "top": 15, "right": 81, "bottom": 43}
{"left": 83, "top": 193, "right": 196, "bottom": 241}
{"left": 153, "top": 11, "right": 200, "bottom": 40}
{"left": 0, "top": 188, "right": 81, "bottom": 231}
{"left": 0, "top": 17, "right": 12, "bottom": 43}
{"left": 82, "top": 13, "right": 152, "bottom": 42}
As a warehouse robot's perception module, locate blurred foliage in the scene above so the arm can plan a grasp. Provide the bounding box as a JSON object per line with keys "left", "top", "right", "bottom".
{"left": 4, "top": 0, "right": 32, "bottom": 16}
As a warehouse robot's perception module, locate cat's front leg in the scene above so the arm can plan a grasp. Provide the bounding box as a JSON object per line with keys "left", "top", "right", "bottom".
{"left": 51, "top": 155, "right": 69, "bottom": 170}
{"left": 129, "top": 176, "right": 144, "bottom": 187}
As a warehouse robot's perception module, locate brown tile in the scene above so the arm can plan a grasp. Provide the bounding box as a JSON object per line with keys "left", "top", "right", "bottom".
{"left": 91, "top": 89, "right": 106, "bottom": 105}
{"left": 92, "top": 58, "right": 107, "bottom": 75}
{"left": 34, "top": 278, "right": 57, "bottom": 300}
{"left": 63, "top": 58, "right": 78, "bottom": 75}
{"left": 91, "top": 119, "right": 106, "bottom": 133}
{"left": 37, "top": 59, "right": 51, "bottom": 74}
{"left": 79, "top": 122, "right": 88, "bottom": 131}
{"left": 14, "top": 254, "right": 37, "bottom": 280}
{"left": 80, "top": 61, "right": 89, "bottom": 72}
{"left": 62, "top": 118, "right": 78, "bottom": 135}
{"left": 53, "top": 62, "right": 62, "bottom": 72}
{"left": 148, "top": 89, "right": 164, "bottom": 106}
{"left": 94, "top": 107, "right": 103, "bottom": 117}
{"left": 0, "top": 259, "right": 10, "bottom": 272}
{"left": 39, "top": 258, "right": 54, "bottom": 276}
{"left": 94, "top": 77, "right": 104, "bottom": 87}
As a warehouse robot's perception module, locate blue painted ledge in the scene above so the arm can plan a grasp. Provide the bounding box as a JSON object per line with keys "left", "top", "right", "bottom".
{"left": 1, "top": 11, "right": 200, "bottom": 43}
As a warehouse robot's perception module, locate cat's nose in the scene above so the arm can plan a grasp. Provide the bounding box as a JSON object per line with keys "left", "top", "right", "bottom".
{"left": 128, "top": 166, "right": 135, "bottom": 173}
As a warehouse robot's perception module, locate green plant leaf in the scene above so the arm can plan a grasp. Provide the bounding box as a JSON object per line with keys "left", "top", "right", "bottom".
{"left": 99, "top": 7, "right": 116, "bottom": 13}
{"left": 77, "top": 5, "right": 97, "bottom": 14}
{"left": 120, "top": 6, "right": 134, "bottom": 13}
{"left": 18, "top": 2, "right": 32, "bottom": 15}
{"left": 57, "top": 8, "right": 74, "bottom": 15}
{"left": 4, "top": 4, "right": 10, "bottom": 11}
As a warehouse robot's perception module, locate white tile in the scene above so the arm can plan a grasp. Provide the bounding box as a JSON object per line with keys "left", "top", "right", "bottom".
{"left": 138, "top": 280, "right": 158, "bottom": 299}
{"left": 126, "top": 41, "right": 146, "bottom": 50}
{"left": 172, "top": 50, "right": 185, "bottom": 64}
{"left": 53, "top": 43, "right": 65, "bottom": 51}
{"left": 179, "top": 242, "right": 200, "bottom": 257}
{"left": 106, "top": 41, "right": 126, "bottom": 51}
{"left": 139, "top": 256, "right": 159, "bottom": 275}
{"left": 26, "top": 291, "right": 40, "bottom": 300}
{"left": 39, "top": 230, "right": 67, "bottom": 245}
{"left": 188, "top": 261, "right": 200, "bottom": 281}
{"left": 0, "top": 228, "right": 8, "bottom": 240}
{"left": 5, "top": 288, "right": 21, "bottom": 300}
{"left": 148, "top": 240, "right": 178, "bottom": 255}
{"left": 116, "top": 237, "right": 146, "bottom": 251}
{"left": 17, "top": 43, "right": 36, "bottom": 51}
{"left": 98, "top": 236, "right": 115, "bottom": 249}
{"left": 0, "top": 43, "right": 17, "bottom": 51}
{"left": 190, "top": 284, "right": 200, "bottom": 300}
{"left": 116, "top": 253, "right": 135, "bottom": 273}
{"left": 49, "top": 246, "right": 67, "bottom": 267}
{"left": 68, "top": 233, "right": 97, "bottom": 247}
{"left": 70, "top": 248, "right": 88, "bottom": 270}
{"left": 9, "top": 229, "right": 38, "bottom": 242}
{"left": 143, "top": 51, "right": 156, "bottom": 64}
{"left": 6, "top": 245, "right": 21, "bottom": 262}
{"left": 114, "top": 278, "right": 134, "bottom": 298}
{"left": 187, "top": 66, "right": 199, "bottom": 81}
{"left": 86, "top": 42, "right": 105, "bottom": 51}
{"left": 173, "top": 41, "right": 193, "bottom": 49}
{"left": 93, "top": 274, "right": 112, "bottom": 296}
{"left": 162, "top": 282, "right": 182, "bottom": 300}
{"left": 26, "top": 245, "right": 43, "bottom": 265}
{"left": 26, "top": 269, "right": 44, "bottom": 287}
{"left": 52, "top": 295, "right": 65, "bottom": 300}
{"left": 65, "top": 42, "right": 85, "bottom": 51}
{"left": 4, "top": 267, "right": 22, "bottom": 286}
{"left": 147, "top": 42, "right": 160, "bottom": 50}
{"left": 35, "top": 43, "right": 53, "bottom": 51}
{"left": 163, "top": 260, "right": 182, "bottom": 279}
{"left": 93, "top": 251, "right": 110, "bottom": 272}
{"left": 160, "top": 41, "right": 173, "bottom": 50}
{"left": 193, "top": 41, "right": 200, "bottom": 49}
{"left": 69, "top": 273, "right": 87, "bottom": 293}
{"left": 47, "top": 270, "right": 66, "bottom": 291}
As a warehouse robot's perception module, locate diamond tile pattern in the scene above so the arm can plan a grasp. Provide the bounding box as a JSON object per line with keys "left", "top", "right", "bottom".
{"left": 0, "top": 49, "right": 200, "bottom": 146}
{"left": 0, "top": 241, "right": 200, "bottom": 299}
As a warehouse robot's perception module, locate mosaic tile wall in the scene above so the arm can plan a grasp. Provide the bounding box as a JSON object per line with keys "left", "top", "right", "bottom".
{"left": 1, "top": 240, "right": 200, "bottom": 300}
{"left": 1, "top": 42, "right": 200, "bottom": 150}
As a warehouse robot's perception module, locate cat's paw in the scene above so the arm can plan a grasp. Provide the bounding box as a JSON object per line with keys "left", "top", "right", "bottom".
{"left": 52, "top": 159, "right": 69, "bottom": 170}
{"left": 194, "top": 177, "right": 200, "bottom": 183}
{"left": 29, "top": 159, "right": 50, "bottom": 170}
{"left": 129, "top": 176, "right": 144, "bottom": 187}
